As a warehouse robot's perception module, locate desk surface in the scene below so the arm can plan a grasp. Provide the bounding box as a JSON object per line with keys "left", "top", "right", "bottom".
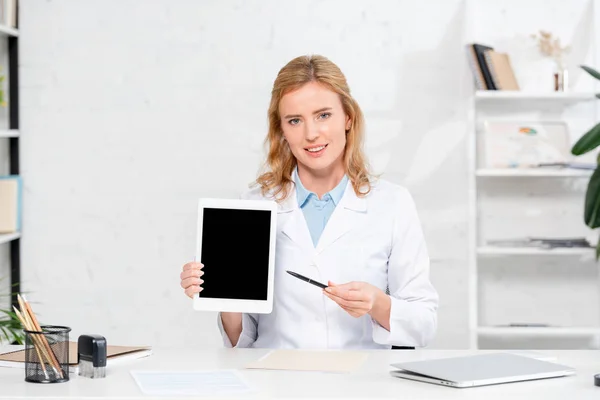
{"left": 1, "top": 346, "right": 599, "bottom": 399}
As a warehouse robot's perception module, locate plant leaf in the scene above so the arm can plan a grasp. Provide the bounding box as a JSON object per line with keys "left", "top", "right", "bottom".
{"left": 572, "top": 122, "right": 600, "bottom": 155}
{"left": 581, "top": 65, "right": 600, "bottom": 80}
{"left": 585, "top": 169, "right": 600, "bottom": 228}
{"left": 0, "top": 326, "right": 10, "bottom": 343}
{"left": 596, "top": 239, "right": 600, "bottom": 261}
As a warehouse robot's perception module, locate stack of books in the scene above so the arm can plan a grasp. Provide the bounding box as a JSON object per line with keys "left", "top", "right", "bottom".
{"left": 467, "top": 43, "right": 519, "bottom": 91}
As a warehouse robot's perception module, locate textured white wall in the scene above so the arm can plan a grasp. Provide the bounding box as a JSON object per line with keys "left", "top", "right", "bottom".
{"left": 6, "top": 0, "right": 596, "bottom": 349}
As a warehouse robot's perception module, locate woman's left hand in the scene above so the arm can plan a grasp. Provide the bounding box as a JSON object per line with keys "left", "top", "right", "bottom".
{"left": 323, "top": 281, "right": 383, "bottom": 318}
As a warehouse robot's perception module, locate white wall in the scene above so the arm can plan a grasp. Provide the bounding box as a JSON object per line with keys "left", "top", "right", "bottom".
{"left": 11, "top": 0, "right": 598, "bottom": 349}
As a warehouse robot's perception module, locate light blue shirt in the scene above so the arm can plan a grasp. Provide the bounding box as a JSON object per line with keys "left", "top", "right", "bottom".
{"left": 293, "top": 169, "right": 349, "bottom": 247}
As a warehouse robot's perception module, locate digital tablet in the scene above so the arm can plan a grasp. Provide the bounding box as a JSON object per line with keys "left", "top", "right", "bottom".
{"left": 193, "top": 198, "right": 277, "bottom": 313}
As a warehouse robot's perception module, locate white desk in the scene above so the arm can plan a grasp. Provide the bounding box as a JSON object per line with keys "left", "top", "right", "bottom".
{"left": 0, "top": 347, "right": 599, "bottom": 399}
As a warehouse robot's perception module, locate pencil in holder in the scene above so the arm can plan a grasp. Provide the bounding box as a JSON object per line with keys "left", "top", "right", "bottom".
{"left": 24, "top": 325, "right": 71, "bottom": 383}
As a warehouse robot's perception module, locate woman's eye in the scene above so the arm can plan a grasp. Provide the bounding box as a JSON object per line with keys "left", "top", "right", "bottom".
{"left": 318, "top": 112, "right": 331, "bottom": 119}
{"left": 288, "top": 118, "right": 300, "bottom": 125}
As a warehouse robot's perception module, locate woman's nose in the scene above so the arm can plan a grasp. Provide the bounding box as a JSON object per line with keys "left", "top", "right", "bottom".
{"left": 304, "top": 121, "right": 320, "bottom": 141}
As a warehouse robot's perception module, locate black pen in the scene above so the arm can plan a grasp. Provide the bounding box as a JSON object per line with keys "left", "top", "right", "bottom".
{"left": 286, "top": 270, "right": 328, "bottom": 289}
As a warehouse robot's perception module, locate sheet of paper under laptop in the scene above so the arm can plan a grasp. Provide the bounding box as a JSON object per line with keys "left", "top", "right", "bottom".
{"left": 245, "top": 349, "right": 368, "bottom": 373}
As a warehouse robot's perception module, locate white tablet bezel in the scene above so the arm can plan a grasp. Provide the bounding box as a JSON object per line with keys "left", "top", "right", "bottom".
{"left": 193, "top": 197, "right": 277, "bottom": 314}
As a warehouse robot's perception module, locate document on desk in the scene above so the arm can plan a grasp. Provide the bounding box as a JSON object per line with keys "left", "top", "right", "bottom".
{"left": 130, "top": 370, "right": 253, "bottom": 396}
{"left": 245, "top": 349, "right": 368, "bottom": 373}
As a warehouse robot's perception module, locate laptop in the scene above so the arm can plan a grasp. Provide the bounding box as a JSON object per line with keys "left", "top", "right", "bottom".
{"left": 390, "top": 353, "right": 575, "bottom": 388}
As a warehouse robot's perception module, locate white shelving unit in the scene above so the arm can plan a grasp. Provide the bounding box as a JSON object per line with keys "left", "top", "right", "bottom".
{"left": 462, "top": 0, "right": 600, "bottom": 350}
{"left": 468, "top": 88, "right": 600, "bottom": 349}
{"left": 0, "top": 15, "right": 19, "bottom": 317}
{"left": 468, "top": 93, "right": 600, "bottom": 349}
{"left": 464, "top": 0, "right": 600, "bottom": 350}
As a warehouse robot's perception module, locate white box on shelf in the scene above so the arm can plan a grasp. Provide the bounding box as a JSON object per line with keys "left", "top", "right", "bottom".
{"left": 480, "top": 120, "right": 571, "bottom": 169}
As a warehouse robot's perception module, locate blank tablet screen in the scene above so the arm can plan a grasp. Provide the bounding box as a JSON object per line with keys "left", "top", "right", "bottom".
{"left": 200, "top": 208, "right": 271, "bottom": 300}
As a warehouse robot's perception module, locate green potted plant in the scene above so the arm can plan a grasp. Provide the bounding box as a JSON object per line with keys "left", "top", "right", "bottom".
{"left": 0, "top": 276, "right": 24, "bottom": 344}
{"left": 571, "top": 65, "right": 600, "bottom": 259}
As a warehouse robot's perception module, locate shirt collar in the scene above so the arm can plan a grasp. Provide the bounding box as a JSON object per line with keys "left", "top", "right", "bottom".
{"left": 293, "top": 168, "right": 349, "bottom": 207}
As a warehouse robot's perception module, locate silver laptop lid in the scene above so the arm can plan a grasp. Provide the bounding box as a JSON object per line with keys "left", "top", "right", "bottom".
{"left": 390, "top": 353, "right": 575, "bottom": 384}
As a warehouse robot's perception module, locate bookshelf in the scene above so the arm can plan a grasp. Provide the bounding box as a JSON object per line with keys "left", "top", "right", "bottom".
{"left": 469, "top": 97, "right": 600, "bottom": 349}
{"left": 0, "top": 19, "right": 19, "bottom": 311}
{"left": 466, "top": 0, "right": 600, "bottom": 350}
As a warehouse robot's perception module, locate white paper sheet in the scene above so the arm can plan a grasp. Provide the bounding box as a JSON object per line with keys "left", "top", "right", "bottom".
{"left": 130, "top": 370, "right": 253, "bottom": 396}
{"left": 245, "top": 349, "right": 369, "bottom": 373}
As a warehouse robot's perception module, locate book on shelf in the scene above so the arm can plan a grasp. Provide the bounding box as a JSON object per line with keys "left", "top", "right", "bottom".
{"left": 0, "top": 175, "right": 21, "bottom": 233}
{"left": 466, "top": 43, "right": 520, "bottom": 91}
{"left": 0, "top": 342, "right": 152, "bottom": 373}
{"left": 466, "top": 43, "right": 496, "bottom": 90}
{"left": 484, "top": 50, "right": 519, "bottom": 90}
{"left": 466, "top": 44, "right": 487, "bottom": 90}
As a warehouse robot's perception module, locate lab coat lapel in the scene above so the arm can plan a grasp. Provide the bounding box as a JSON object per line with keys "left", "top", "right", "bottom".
{"left": 315, "top": 182, "right": 368, "bottom": 254}
{"left": 278, "top": 188, "right": 314, "bottom": 252}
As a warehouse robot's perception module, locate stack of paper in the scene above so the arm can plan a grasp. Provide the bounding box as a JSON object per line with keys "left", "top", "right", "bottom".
{"left": 0, "top": 342, "right": 152, "bottom": 373}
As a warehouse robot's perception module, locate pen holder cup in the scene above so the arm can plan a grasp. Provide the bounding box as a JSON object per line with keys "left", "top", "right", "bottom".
{"left": 24, "top": 325, "right": 71, "bottom": 383}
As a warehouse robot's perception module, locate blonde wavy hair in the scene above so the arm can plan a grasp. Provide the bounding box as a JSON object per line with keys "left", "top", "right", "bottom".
{"left": 255, "top": 54, "right": 372, "bottom": 202}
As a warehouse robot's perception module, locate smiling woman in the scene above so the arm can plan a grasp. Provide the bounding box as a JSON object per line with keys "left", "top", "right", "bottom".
{"left": 257, "top": 55, "right": 370, "bottom": 202}
{"left": 278, "top": 83, "right": 349, "bottom": 187}
{"left": 180, "top": 54, "right": 439, "bottom": 350}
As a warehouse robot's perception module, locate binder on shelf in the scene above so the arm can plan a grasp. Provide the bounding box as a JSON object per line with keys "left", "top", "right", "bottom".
{"left": 0, "top": 342, "right": 152, "bottom": 373}
{"left": 0, "top": 175, "right": 21, "bottom": 233}
{"left": 467, "top": 43, "right": 497, "bottom": 90}
{"left": 466, "top": 44, "right": 487, "bottom": 90}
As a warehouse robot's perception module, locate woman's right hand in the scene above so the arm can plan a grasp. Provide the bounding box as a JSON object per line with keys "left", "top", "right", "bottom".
{"left": 180, "top": 261, "right": 204, "bottom": 298}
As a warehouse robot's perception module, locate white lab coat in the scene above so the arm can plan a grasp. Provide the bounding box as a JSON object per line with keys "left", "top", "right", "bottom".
{"left": 217, "top": 178, "right": 438, "bottom": 349}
